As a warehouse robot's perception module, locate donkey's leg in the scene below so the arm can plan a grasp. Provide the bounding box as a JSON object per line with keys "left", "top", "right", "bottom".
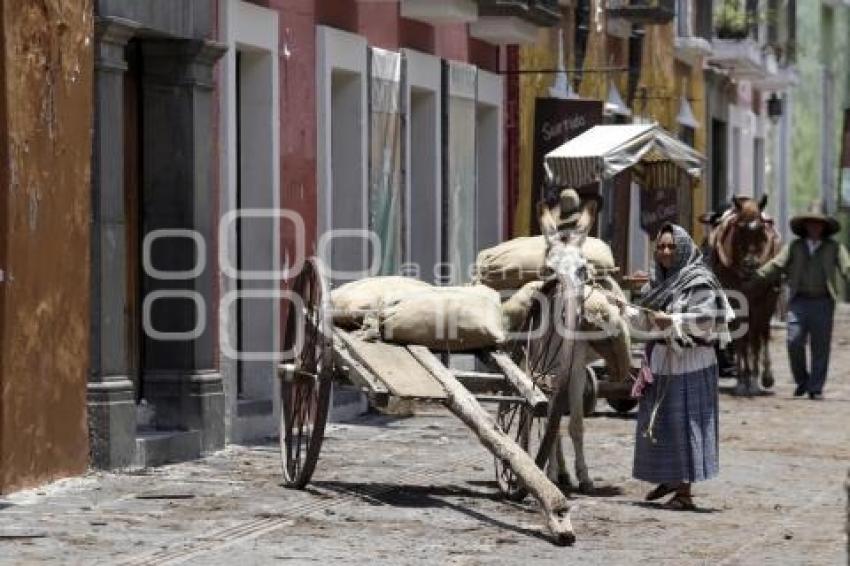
{"left": 749, "top": 344, "right": 762, "bottom": 395}
{"left": 553, "top": 435, "right": 573, "bottom": 489}
{"left": 745, "top": 346, "right": 758, "bottom": 396}
{"left": 761, "top": 333, "right": 774, "bottom": 389}
{"left": 544, "top": 436, "right": 559, "bottom": 482}
{"left": 733, "top": 343, "right": 749, "bottom": 396}
{"left": 567, "top": 358, "right": 592, "bottom": 492}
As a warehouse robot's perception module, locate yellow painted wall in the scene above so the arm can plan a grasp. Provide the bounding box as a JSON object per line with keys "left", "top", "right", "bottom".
{"left": 514, "top": 28, "right": 558, "bottom": 236}
{"left": 513, "top": 14, "right": 709, "bottom": 240}
{"left": 634, "top": 22, "right": 708, "bottom": 241}
{"left": 690, "top": 61, "right": 708, "bottom": 243}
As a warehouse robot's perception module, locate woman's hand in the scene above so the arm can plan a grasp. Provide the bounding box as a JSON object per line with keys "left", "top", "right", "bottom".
{"left": 650, "top": 311, "right": 673, "bottom": 330}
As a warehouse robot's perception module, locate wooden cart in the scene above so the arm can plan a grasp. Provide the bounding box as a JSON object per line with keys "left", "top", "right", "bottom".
{"left": 278, "top": 258, "right": 580, "bottom": 545}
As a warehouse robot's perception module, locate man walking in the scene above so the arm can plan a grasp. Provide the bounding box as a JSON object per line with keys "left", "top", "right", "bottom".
{"left": 753, "top": 206, "right": 850, "bottom": 399}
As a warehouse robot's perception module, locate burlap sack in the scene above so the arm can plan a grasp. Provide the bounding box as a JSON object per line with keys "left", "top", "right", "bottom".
{"left": 582, "top": 277, "right": 631, "bottom": 384}
{"left": 583, "top": 237, "right": 617, "bottom": 272}
{"left": 379, "top": 285, "right": 505, "bottom": 351}
{"left": 474, "top": 236, "right": 616, "bottom": 290}
{"left": 330, "top": 276, "right": 432, "bottom": 329}
{"left": 500, "top": 276, "right": 632, "bottom": 384}
{"left": 474, "top": 236, "right": 546, "bottom": 291}
{"left": 501, "top": 280, "right": 546, "bottom": 332}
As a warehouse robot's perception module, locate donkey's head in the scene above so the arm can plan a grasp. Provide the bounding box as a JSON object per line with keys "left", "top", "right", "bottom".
{"left": 538, "top": 189, "right": 598, "bottom": 291}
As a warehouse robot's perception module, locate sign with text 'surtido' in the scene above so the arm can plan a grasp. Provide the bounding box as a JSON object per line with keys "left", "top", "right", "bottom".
{"left": 531, "top": 98, "right": 603, "bottom": 232}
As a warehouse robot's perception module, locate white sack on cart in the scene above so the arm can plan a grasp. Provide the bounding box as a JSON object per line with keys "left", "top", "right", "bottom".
{"left": 330, "top": 276, "right": 432, "bottom": 329}
{"left": 379, "top": 285, "right": 505, "bottom": 351}
{"left": 474, "top": 235, "right": 616, "bottom": 291}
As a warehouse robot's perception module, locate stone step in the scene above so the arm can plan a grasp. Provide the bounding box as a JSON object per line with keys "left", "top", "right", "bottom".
{"left": 134, "top": 429, "right": 201, "bottom": 469}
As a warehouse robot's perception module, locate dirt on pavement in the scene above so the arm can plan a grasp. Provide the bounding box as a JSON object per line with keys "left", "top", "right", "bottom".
{"left": 1, "top": 310, "right": 849, "bottom": 565}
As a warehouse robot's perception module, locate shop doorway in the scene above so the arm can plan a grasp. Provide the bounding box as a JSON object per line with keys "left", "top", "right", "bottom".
{"left": 124, "top": 39, "right": 144, "bottom": 402}
{"left": 475, "top": 102, "right": 501, "bottom": 251}
{"left": 711, "top": 119, "right": 728, "bottom": 212}
{"left": 234, "top": 48, "right": 278, "bottom": 405}
{"left": 408, "top": 88, "right": 440, "bottom": 281}
{"left": 330, "top": 69, "right": 367, "bottom": 282}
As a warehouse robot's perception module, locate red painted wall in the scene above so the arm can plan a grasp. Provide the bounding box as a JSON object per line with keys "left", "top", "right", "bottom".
{"left": 264, "top": 0, "right": 502, "bottom": 263}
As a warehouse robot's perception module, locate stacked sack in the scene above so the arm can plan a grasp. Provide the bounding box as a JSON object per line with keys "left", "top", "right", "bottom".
{"left": 474, "top": 235, "right": 632, "bottom": 383}
{"left": 330, "top": 277, "right": 505, "bottom": 351}
{"left": 327, "top": 230, "right": 627, "bottom": 365}
{"left": 473, "top": 235, "right": 617, "bottom": 291}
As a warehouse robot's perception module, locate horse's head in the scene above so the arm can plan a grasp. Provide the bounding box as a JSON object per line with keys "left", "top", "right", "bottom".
{"left": 720, "top": 195, "right": 778, "bottom": 277}
{"left": 732, "top": 194, "right": 768, "bottom": 232}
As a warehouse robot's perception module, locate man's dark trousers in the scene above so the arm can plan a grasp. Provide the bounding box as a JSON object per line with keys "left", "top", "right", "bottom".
{"left": 786, "top": 295, "right": 835, "bottom": 394}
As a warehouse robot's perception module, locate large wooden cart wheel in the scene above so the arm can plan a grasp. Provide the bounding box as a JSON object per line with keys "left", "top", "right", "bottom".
{"left": 494, "top": 293, "right": 560, "bottom": 501}
{"left": 495, "top": 400, "right": 553, "bottom": 502}
{"left": 280, "top": 257, "right": 333, "bottom": 489}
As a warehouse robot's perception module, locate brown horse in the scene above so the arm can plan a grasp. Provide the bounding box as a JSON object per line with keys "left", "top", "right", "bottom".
{"left": 707, "top": 195, "right": 781, "bottom": 395}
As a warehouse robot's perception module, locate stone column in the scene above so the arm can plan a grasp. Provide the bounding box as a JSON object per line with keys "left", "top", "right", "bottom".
{"left": 88, "top": 16, "right": 140, "bottom": 470}
{"left": 140, "top": 39, "right": 228, "bottom": 453}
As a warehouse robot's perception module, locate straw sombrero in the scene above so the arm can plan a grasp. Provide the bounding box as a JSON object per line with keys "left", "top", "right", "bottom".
{"left": 556, "top": 188, "right": 602, "bottom": 231}
{"left": 790, "top": 201, "right": 840, "bottom": 238}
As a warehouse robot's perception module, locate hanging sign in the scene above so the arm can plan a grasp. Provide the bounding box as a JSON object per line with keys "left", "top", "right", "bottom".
{"left": 530, "top": 98, "right": 602, "bottom": 231}
{"left": 639, "top": 186, "right": 679, "bottom": 236}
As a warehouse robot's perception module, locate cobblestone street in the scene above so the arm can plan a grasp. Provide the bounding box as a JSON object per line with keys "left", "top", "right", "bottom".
{"left": 2, "top": 309, "right": 849, "bottom": 565}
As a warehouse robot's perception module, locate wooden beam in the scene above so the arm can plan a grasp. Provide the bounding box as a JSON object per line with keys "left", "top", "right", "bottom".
{"left": 451, "top": 370, "right": 505, "bottom": 393}
{"left": 473, "top": 394, "right": 527, "bottom": 405}
{"left": 485, "top": 351, "right": 549, "bottom": 416}
{"left": 332, "top": 330, "right": 390, "bottom": 402}
{"left": 335, "top": 329, "right": 446, "bottom": 399}
{"left": 407, "top": 346, "right": 575, "bottom": 546}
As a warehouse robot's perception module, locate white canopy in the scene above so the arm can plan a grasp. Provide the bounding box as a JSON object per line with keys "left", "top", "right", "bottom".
{"left": 544, "top": 123, "right": 705, "bottom": 188}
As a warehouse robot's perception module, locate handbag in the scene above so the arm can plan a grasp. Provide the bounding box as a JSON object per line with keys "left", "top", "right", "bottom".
{"left": 631, "top": 342, "right": 655, "bottom": 399}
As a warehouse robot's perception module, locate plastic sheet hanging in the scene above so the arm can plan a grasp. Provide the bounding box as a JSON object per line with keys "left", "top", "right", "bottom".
{"left": 446, "top": 62, "right": 477, "bottom": 283}
{"left": 369, "top": 48, "right": 404, "bottom": 275}
{"left": 544, "top": 123, "right": 705, "bottom": 189}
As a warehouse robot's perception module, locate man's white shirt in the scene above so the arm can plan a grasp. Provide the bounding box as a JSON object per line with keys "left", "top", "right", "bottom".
{"left": 806, "top": 239, "right": 822, "bottom": 255}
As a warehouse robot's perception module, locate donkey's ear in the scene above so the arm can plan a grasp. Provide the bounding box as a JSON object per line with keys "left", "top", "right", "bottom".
{"left": 758, "top": 194, "right": 768, "bottom": 210}
{"left": 577, "top": 199, "right": 598, "bottom": 234}
{"left": 537, "top": 201, "right": 559, "bottom": 239}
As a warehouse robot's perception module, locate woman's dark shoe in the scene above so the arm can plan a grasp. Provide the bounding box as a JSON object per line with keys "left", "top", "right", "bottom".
{"left": 808, "top": 392, "right": 823, "bottom": 400}
{"left": 793, "top": 384, "right": 807, "bottom": 397}
{"left": 662, "top": 494, "right": 696, "bottom": 511}
{"left": 645, "top": 483, "right": 678, "bottom": 501}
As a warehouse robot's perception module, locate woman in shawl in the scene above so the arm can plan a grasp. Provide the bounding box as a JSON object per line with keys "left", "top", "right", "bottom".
{"left": 628, "top": 223, "right": 733, "bottom": 510}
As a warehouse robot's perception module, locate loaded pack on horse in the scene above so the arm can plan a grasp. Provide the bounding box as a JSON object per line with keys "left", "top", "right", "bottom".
{"left": 704, "top": 195, "right": 782, "bottom": 395}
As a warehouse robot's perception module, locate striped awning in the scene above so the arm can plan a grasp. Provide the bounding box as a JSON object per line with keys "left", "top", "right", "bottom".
{"left": 544, "top": 123, "right": 705, "bottom": 189}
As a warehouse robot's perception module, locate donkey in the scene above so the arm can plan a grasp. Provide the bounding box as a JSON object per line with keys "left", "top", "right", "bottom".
{"left": 707, "top": 195, "right": 781, "bottom": 395}
{"left": 523, "top": 194, "right": 631, "bottom": 493}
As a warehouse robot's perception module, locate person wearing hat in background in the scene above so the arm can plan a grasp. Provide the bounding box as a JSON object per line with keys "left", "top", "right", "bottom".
{"left": 750, "top": 204, "right": 850, "bottom": 400}
{"left": 555, "top": 187, "right": 584, "bottom": 231}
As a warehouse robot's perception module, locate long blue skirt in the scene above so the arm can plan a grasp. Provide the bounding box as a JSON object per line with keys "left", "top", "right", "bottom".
{"left": 632, "top": 361, "right": 720, "bottom": 484}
